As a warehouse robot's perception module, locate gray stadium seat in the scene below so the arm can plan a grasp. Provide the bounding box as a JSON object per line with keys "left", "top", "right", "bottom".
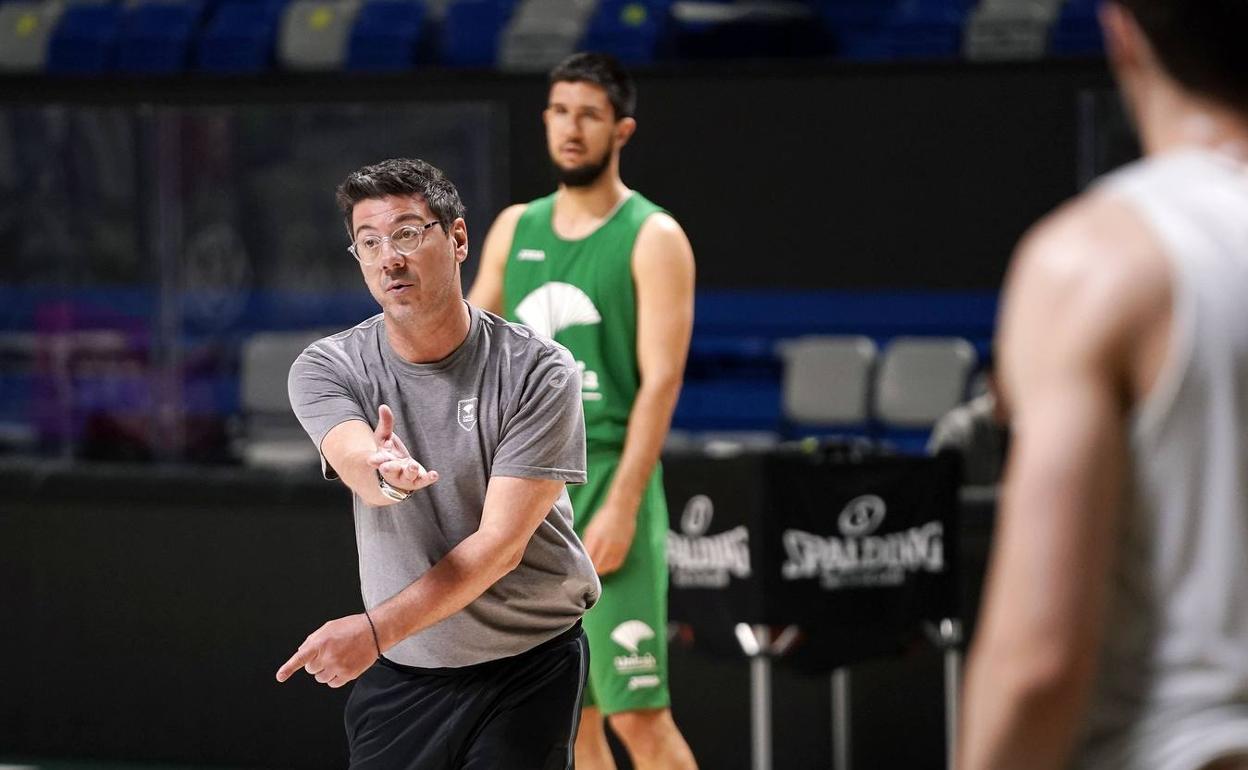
{"left": 499, "top": 0, "right": 598, "bottom": 71}
{"left": 963, "top": 0, "right": 1064, "bottom": 61}
{"left": 237, "top": 330, "right": 327, "bottom": 469}
{"left": 0, "top": 1, "right": 64, "bottom": 71}
{"left": 874, "top": 336, "right": 978, "bottom": 428}
{"left": 778, "top": 335, "right": 877, "bottom": 427}
{"left": 278, "top": 0, "right": 363, "bottom": 71}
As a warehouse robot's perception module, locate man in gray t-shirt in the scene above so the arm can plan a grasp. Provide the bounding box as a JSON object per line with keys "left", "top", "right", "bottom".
{"left": 276, "top": 158, "right": 600, "bottom": 769}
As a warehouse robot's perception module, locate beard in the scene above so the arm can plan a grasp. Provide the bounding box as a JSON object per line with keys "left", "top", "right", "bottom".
{"left": 552, "top": 144, "right": 613, "bottom": 188}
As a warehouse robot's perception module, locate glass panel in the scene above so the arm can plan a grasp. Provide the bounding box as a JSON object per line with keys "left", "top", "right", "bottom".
{"left": 0, "top": 102, "right": 505, "bottom": 464}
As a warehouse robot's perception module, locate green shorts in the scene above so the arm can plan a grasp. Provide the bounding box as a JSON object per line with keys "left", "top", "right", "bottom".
{"left": 570, "top": 450, "right": 671, "bottom": 715}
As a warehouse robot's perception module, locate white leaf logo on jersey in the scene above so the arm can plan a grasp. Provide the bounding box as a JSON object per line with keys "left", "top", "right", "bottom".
{"left": 610, "top": 620, "right": 655, "bottom": 654}
{"left": 515, "top": 282, "right": 602, "bottom": 339}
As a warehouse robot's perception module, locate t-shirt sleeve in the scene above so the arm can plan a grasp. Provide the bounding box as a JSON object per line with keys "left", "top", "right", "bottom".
{"left": 492, "top": 344, "right": 587, "bottom": 484}
{"left": 288, "top": 342, "right": 368, "bottom": 480}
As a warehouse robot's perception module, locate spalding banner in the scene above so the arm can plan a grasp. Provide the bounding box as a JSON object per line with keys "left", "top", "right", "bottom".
{"left": 664, "top": 448, "right": 960, "bottom": 667}
{"left": 762, "top": 451, "right": 960, "bottom": 671}
{"left": 664, "top": 452, "right": 768, "bottom": 656}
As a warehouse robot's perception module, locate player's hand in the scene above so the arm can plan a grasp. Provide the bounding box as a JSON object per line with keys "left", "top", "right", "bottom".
{"left": 275, "top": 614, "right": 378, "bottom": 689}
{"left": 366, "top": 404, "right": 439, "bottom": 492}
{"left": 582, "top": 502, "right": 637, "bottom": 577}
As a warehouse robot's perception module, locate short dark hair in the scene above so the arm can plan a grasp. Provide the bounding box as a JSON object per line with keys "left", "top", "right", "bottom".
{"left": 335, "top": 157, "right": 466, "bottom": 234}
{"left": 1114, "top": 0, "right": 1248, "bottom": 114}
{"left": 548, "top": 52, "right": 637, "bottom": 120}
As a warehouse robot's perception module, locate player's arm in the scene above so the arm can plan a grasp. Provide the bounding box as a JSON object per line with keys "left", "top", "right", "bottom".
{"left": 319, "top": 405, "right": 438, "bottom": 508}
{"left": 368, "top": 475, "right": 565, "bottom": 648}
{"left": 581, "top": 213, "right": 695, "bottom": 575}
{"left": 958, "top": 198, "right": 1170, "bottom": 770}
{"left": 276, "top": 474, "right": 564, "bottom": 686}
{"left": 466, "top": 203, "right": 526, "bottom": 314}
{"left": 288, "top": 350, "right": 437, "bottom": 508}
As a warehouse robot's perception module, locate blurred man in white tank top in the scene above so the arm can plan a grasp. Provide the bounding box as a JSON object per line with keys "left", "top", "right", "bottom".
{"left": 959, "top": 2, "right": 1248, "bottom": 769}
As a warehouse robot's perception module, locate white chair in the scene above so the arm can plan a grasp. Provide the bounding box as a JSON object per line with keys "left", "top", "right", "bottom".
{"left": 874, "top": 336, "right": 978, "bottom": 428}
{"left": 778, "top": 335, "right": 877, "bottom": 428}
{"left": 278, "top": 0, "right": 363, "bottom": 70}
{"left": 498, "top": 0, "right": 598, "bottom": 71}
{"left": 963, "top": 0, "right": 1064, "bottom": 60}
{"left": 0, "top": 1, "right": 64, "bottom": 71}
{"left": 237, "top": 330, "right": 327, "bottom": 469}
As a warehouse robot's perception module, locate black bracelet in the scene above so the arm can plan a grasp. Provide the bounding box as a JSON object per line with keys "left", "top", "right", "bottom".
{"left": 364, "top": 609, "right": 382, "bottom": 658}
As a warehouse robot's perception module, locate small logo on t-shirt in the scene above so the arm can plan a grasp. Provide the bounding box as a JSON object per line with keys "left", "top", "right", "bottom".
{"left": 517, "top": 248, "right": 546, "bottom": 262}
{"left": 457, "top": 398, "right": 478, "bottom": 432}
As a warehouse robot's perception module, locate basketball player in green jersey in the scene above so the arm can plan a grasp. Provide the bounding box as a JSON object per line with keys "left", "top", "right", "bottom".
{"left": 469, "top": 53, "right": 697, "bottom": 770}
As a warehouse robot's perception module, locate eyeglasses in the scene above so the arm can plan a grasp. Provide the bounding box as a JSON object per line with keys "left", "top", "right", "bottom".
{"left": 348, "top": 221, "right": 441, "bottom": 265}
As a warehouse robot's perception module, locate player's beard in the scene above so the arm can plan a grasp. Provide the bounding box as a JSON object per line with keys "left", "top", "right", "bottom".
{"left": 553, "top": 141, "right": 613, "bottom": 188}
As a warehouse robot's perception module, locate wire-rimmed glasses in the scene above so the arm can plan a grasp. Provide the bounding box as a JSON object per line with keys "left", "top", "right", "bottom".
{"left": 348, "top": 221, "right": 441, "bottom": 265}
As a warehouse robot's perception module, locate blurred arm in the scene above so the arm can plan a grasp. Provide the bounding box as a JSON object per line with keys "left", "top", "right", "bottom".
{"left": 466, "top": 204, "right": 527, "bottom": 315}
{"left": 959, "top": 196, "right": 1170, "bottom": 770}
{"left": 581, "top": 213, "right": 695, "bottom": 574}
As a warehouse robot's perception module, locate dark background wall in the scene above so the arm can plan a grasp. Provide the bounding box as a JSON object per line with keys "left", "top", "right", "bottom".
{"left": 0, "top": 458, "right": 985, "bottom": 770}
{"left": 1, "top": 58, "right": 1116, "bottom": 292}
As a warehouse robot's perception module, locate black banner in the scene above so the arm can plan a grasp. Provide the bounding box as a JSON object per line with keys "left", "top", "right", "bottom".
{"left": 665, "top": 449, "right": 960, "bottom": 669}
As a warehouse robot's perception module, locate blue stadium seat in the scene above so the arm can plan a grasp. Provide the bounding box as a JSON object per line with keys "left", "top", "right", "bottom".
{"left": 877, "top": 0, "right": 969, "bottom": 60}
{"left": 581, "top": 0, "right": 670, "bottom": 65}
{"left": 46, "top": 3, "right": 122, "bottom": 74}
{"left": 673, "top": 378, "right": 782, "bottom": 433}
{"left": 818, "top": 0, "right": 900, "bottom": 60}
{"left": 440, "top": 0, "right": 515, "bottom": 67}
{"left": 345, "top": 0, "right": 425, "bottom": 71}
{"left": 1050, "top": 0, "right": 1102, "bottom": 56}
{"left": 117, "top": 0, "right": 206, "bottom": 74}
{"left": 196, "top": 0, "right": 287, "bottom": 73}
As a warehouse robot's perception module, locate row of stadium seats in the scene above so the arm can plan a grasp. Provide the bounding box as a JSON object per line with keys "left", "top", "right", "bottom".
{"left": 0, "top": 0, "right": 1103, "bottom": 75}
{"left": 0, "top": 287, "right": 995, "bottom": 462}
{"left": 672, "top": 334, "right": 983, "bottom": 454}
{"left": 230, "top": 329, "right": 983, "bottom": 468}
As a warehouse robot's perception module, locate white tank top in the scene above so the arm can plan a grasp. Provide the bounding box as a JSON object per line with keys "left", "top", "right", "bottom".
{"left": 1073, "top": 149, "right": 1248, "bottom": 770}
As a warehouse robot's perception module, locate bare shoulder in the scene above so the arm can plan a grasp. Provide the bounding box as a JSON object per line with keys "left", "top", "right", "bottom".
{"left": 634, "top": 211, "right": 694, "bottom": 270}
{"left": 477, "top": 203, "right": 529, "bottom": 269}
{"left": 1007, "top": 191, "right": 1170, "bottom": 351}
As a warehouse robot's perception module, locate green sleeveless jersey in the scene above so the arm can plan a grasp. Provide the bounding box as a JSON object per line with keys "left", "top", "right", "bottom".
{"left": 503, "top": 191, "right": 666, "bottom": 451}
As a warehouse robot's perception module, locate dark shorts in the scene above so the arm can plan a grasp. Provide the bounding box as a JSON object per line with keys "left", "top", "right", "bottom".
{"left": 344, "top": 622, "right": 588, "bottom": 770}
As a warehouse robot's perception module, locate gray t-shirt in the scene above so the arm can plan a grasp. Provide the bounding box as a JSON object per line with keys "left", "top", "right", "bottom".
{"left": 288, "top": 303, "right": 600, "bottom": 668}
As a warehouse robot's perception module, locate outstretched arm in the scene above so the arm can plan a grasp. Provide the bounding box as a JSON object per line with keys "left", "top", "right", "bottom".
{"left": 318, "top": 404, "right": 438, "bottom": 508}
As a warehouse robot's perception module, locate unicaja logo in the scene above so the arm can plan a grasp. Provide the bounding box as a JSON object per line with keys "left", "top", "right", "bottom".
{"left": 838, "top": 495, "right": 887, "bottom": 536}
{"left": 611, "top": 621, "right": 658, "bottom": 676}
{"left": 610, "top": 620, "right": 655, "bottom": 654}
{"left": 457, "top": 398, "right": 478, "bottom": 431}
{"left": 681, "top": 494, "right": 714, "bottom": 536}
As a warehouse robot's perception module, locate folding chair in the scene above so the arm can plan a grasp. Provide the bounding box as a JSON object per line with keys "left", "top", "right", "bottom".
{"left": 778, "top": 335, "right": 877, "bottom": 438}
{"left": 236, "top": 330, "right": 326, "bottom": 469}
{"left": 277, "top": 0, "right": 362, "bottom": 70}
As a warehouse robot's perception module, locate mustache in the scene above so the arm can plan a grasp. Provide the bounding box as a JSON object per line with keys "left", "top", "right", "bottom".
{"left": 383, "top": 271, "right": 414, "bottom": 290}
